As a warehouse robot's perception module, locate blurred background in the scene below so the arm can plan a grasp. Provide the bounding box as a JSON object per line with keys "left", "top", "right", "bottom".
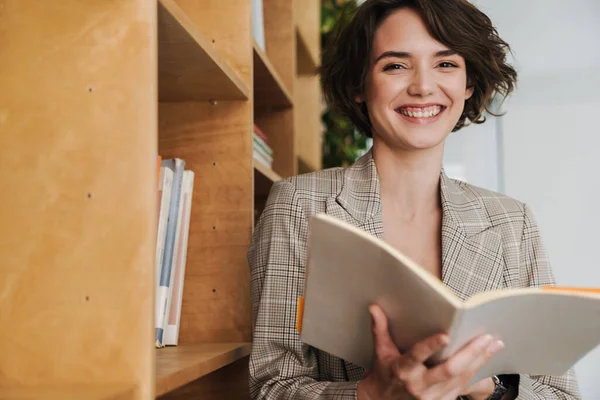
{"left": 320, "top": 0, "right": 600, "bottom": 397}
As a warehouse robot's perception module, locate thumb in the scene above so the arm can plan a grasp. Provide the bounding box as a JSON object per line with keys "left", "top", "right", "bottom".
{"left": 369, "top": 304, "right": 399, "bottom": 359}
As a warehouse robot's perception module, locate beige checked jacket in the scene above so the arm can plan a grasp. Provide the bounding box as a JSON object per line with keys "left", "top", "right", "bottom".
{"left": 248, "top": 150, "right": 580, "bottom": 399}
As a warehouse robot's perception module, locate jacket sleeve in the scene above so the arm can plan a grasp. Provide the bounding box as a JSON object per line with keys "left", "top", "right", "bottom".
{"left": 247, "top": 180, "right": 358, "bottom": 400}
{"left": 515, "top": 204, "right": 581, "bottom": 399}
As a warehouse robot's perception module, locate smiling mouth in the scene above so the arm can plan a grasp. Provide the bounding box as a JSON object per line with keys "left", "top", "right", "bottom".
{"left": 395, "top": 105, "right": 446, "bottom": 118}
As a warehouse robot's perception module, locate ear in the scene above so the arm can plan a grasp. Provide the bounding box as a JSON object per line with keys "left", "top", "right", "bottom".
{"left": 465, "top": 86, "right": 474, "bottom": 100}
{"left": 354, "top": 94, "right": 363, "bottom": 103}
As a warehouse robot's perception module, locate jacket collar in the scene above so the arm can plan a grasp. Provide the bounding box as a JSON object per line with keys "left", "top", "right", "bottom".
{"left": 329, "top": 149, "right": 492, "bottom": 238}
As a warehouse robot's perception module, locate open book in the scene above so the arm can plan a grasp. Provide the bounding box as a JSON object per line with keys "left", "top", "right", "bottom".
{"left": 299, "top": 214, "right": 600, "bottom": 384}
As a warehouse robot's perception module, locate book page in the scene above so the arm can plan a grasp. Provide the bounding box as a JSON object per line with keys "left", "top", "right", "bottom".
{"left": 446, "top": 291, "right": 600, "bottom": 384}
{"left": 300, "top": 214, "right": 461, "bottom": 368}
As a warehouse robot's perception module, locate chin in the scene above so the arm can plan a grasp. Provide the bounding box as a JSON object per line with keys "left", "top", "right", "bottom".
{"left": 394, "top": 131, "right": 447, "bottom": 151}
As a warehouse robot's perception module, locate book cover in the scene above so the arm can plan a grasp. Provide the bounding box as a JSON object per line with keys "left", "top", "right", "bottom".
{"left": 300, "top": 213, "right": 600, "bottom": 384}
{"left": 165, "top": 170, "right": 195, "bottom": 346}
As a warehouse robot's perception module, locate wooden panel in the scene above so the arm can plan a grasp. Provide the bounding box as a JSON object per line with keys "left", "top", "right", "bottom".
{"left": 263, "top": 0, "right": 296, "bottom": 95}
{"left": 155, "top": 342, "right": 251, "bottom": 396}
{"left": 159, "top": 101, "right": 253, "bottom": 344}
{"left": 0, "top": 386, "right": 135, "bottom": 400}
{"left": 0, "top": 1, "right": 156, "bottom": 398}
{"left": 158, "top": 0, "right": 249, "bottom": 101}
{"left": 158, "top": 356, "right": 250, "bottom": 400}
{"left": 253, "top": 42, "right": 293, "bottom": 108}
{"left": 295, "top": 0, "right": 321, "bottom": 74}
{"left": 172, "top": 0, "right": 252, "bottom": 87}
{"left": 296, "top": 27, "right": 320, "bottom": 75}
{"left": 295, "top": 74, "right": 323, "bottom": 172}
{"left": 255, "top": 108, "right": 296, "bottom": 178}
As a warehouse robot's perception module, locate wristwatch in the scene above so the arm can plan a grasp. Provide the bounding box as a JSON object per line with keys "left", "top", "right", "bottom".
{"left": 486, "top": 375, "right": 509, "bottom": 400}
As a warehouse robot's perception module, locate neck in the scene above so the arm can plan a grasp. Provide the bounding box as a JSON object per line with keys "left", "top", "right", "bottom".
{"left": 372, "top": 140, "right": 444, "bottom": 219}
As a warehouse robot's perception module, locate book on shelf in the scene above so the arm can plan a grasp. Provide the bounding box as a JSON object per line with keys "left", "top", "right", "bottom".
{"left": 253, "top": 134, "right": 272, "bottom": 158}
{"left": 251, "top": 0, "right": 266, "bottom": 52}
{"left": 165, "top": 170, "right": 195, "bottom": 346}
{"left": 253, "top": 148, "right": 272, "bottom": 169}
{"left": 156, "top": 158, "right": 185, "bottom": 348}
{"left": 155, "top": 165, "right": 174, "bottom": 306}
{"left": 253, "top": 124, "right": 273, "bottom": 168}
{"left": 299, "top": 213, "right": 600, "bottom": 385}
{"left": 253, "top": 123, "right": 269, "bottom": 144}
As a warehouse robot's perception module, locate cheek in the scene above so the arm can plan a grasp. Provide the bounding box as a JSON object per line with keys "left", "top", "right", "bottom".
{"left": 366, "top": 73, "right": 405, "bottom": 104}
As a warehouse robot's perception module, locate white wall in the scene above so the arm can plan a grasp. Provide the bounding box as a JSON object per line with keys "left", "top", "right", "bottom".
{"left": 473, "top": 1, "right": 600, "bottom": 397}
{"left": 443, "top": 115, "right": 501, "bottom": 192}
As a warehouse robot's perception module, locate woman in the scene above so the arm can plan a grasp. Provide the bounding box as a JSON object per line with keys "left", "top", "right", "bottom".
{"left": 248, "top": 0, "right": 580, "bottom": 399}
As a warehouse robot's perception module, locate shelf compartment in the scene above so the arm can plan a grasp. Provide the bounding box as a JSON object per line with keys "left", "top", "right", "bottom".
{"left": 296, "top": 26, "right": 320, "bottom": 75}
{"left": 155, "top": 342, "right": 251, "bottom": 396}
{"left": 158, "top": 0, "right": 249, "bottom": 101}
{"left": 253, "top": 42, "right": 294, "bottom": 108}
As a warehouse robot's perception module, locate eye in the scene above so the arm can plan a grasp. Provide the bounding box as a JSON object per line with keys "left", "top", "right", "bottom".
{"left": 383, "top": 63, "right": 407, "bottom": 72}
{"left": 438, "top": 62, "right": 458, "bottom": 68}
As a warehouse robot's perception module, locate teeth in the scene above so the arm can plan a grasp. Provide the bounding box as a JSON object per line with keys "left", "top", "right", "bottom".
{"left": 397, "top": 105, "right": 443, "bottom": 118}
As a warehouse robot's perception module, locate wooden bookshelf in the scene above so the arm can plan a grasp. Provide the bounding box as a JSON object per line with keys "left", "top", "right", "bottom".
{"left": 155, "top": 343, "right": 251, "bottom": 396}
{"left": 1, "top": 0, "right": 321, "bottom": 398}
{"left": 0, "top": 386, "right": 135, "bottom": 400}
{"left": 158, "top": 0, "right": 249, "bottom": 101}
{"left": 253, "top": 42, "right": 293, "bottom": 108}
{"left": 296, "top": 27, "right": 320, "bottom": 75}
{"left": 254, "top": 158, "right": 283, "bottom": 184}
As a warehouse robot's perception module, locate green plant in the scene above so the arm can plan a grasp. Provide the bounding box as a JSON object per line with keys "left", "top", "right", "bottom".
{"left": 321, "top": 0, "right": 369, "bottom": 168}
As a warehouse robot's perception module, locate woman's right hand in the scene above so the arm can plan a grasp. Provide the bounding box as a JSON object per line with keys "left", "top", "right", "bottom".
{"left": 357, "top": 304, "right": 504, "bottom": 400}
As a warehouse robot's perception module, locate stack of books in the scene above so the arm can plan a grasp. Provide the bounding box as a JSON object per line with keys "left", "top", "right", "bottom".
{"left": 155, "top": 157, "right": 195, "bottom": 348}
{"left": 253, "top": 124, "right": 273, "bottom": 168}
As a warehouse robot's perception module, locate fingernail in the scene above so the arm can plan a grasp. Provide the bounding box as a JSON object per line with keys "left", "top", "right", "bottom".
{"left": 476, "top": 334, "right": 494, "bottom": 349}
{"left": 489, "top": 340, "right": 505, "bottom": 354}
{"left": 439, "top": 335, "right": 450, "bottom": 346}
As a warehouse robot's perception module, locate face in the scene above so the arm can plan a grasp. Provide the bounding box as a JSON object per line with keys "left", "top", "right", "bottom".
{"left": 357, "top": 8, "right": 474, "bottom": 152}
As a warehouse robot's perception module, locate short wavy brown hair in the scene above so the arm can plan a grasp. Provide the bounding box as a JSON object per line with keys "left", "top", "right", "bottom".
{"left": 319, "top": 0, "right": 518, "bottom": 136}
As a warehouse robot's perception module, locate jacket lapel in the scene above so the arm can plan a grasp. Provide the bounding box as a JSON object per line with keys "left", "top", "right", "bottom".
{"left": 325, "top": 151, "right": 384, "bottom": 240}
{"left": 439, "top": 174, "right": 506, "bottom": 300}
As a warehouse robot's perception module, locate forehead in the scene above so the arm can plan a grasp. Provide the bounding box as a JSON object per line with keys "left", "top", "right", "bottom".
{"left": 372, "top": 8, "right": 448, "bottom": 55}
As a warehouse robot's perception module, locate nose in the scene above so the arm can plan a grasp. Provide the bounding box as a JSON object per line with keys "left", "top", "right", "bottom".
{"left": 407, "top": 66, "right": 435, "bottom": 97}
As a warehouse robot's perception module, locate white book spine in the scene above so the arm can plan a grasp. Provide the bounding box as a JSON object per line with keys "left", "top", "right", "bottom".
{"left": 253, "top": 149, "right": 272, "bottom": 168}
{"left": 252, "top": 0, "right": 266, "bottom": 52}
{"left": 155, "top": 166, "right": 173, "bottom": 302}
{"left": 165, "top": 170, "right": 195, "bottom": 345}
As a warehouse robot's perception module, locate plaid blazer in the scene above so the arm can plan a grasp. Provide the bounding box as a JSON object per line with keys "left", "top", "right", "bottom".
{"left": 248, "top": 150, "right": 580, "bottom": 399}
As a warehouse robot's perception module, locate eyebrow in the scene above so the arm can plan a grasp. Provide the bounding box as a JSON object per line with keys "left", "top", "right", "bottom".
{"left": 374, "top": 49, "right": 458, "bottom": 63}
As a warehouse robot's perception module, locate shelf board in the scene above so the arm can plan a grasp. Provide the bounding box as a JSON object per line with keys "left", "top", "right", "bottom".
{"left": 155, "top": 342, "right": 251, "bottom": 396}
{"left": 296, "top": 26, "right": 320, "bottom": 75}
{"left": 253, "top": 41, "right": 293, "bottom": 108}
{"left": 0, "top": 385, "right": 134, "bottom": 400}
{"left": 158, "top": 0, "right": 249, "bottom": 101}
{"left": 254, "top": 157, "right": 282, "bottom": 184}
{"left": 254, "top": 157, "right": 282, "bottom": 198}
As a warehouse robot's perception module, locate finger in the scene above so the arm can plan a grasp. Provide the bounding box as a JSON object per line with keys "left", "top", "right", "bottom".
{"left": 369, "top": 304, "right": 399, "bottom": 359}
{"left": 462, "top": 339, "right": 504, "bottom": 379}
{"left": 425, "top": 334, "right": 500, "bottom": 385}
{"left": 463, "top": 377, "right": 496, "bottom": 397}
{"left": 393, "top": 334, "right": 450, "bottom": 394}
{"left": 405, "top": 333, "right": 450, "bottom": 364}
{"left": 411, "top": 371, "right": 461, "bottom": 400}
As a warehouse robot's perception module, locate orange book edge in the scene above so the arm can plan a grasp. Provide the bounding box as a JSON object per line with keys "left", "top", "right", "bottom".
{"left": 296, "top": 296, "right": 305, "bottom": 333}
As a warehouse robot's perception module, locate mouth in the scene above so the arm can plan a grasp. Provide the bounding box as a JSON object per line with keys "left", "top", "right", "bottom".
{"left": 395, "top": 105, "right": 447, "bottom": 123}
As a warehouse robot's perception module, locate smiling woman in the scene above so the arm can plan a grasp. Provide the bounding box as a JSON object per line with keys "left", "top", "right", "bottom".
{"left": 247, "top": 1, "right": 581, "bottom": 400}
